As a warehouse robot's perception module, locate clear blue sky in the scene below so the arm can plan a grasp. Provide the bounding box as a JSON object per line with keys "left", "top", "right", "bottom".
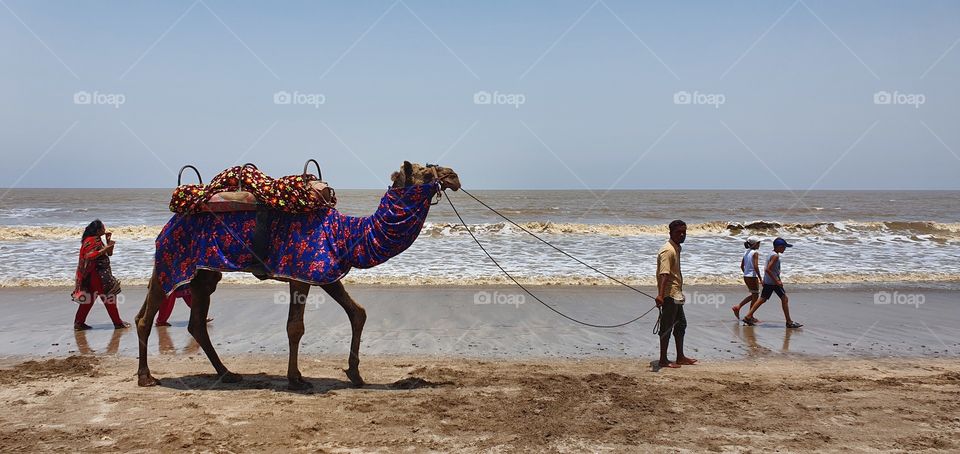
{"left": 2, "top": 0, "right": 958, "bottom": 189}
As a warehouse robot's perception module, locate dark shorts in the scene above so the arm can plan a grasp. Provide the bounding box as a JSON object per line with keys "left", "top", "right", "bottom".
{"left": 761, "top": 284, "right": 786, "bottom": 300}
{"left": 659, "top": 297, "right": 687, "bottom": 339}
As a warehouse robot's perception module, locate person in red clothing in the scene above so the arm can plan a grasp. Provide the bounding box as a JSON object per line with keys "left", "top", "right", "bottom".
{"left": 156, "top": 285, "right": 213, "bottom": 326}
{"left": 71, "top": 219, "right": 130, "bottom": 330}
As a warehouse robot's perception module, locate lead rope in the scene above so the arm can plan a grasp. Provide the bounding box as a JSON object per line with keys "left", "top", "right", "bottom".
{"left": 445, "top": 190, "right": 659, "bottom": 329}
{"left": 460, "top": 188, "right": 660, "bottom": 299}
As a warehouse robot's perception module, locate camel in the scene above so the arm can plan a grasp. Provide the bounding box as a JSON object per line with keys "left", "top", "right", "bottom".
{"left": 135, "top": 161, "right": 460, "bottom": 389}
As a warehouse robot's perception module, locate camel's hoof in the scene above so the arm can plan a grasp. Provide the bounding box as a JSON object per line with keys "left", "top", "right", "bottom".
{"left": 219, "top": 372, "right": 243, "bottom": 384}
{"left": 344, "top": 368, "right": 365, "bottom": 387}
{"left": 138, "top": 374, "right": 161, "bottom": 387}
{"left": 288, "top": 378, "right": 313, "bottom": 391}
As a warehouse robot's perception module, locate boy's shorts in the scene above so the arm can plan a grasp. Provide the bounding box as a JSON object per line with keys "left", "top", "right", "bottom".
{"left": 761, "top": 284, "right": 786, "bottom": 300}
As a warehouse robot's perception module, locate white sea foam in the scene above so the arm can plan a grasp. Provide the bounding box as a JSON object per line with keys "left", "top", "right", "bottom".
{"left": 4, "top": 220, "right": 959, "bottom": 242}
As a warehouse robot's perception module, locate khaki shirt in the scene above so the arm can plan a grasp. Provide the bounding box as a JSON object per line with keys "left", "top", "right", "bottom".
{"left": 656, "top": 240, "right": 684, "bottom": 303}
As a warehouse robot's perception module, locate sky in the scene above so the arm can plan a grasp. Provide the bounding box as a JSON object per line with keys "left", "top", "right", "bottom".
{"left": 1, "top": 0, "right": 958, "bottom": 190}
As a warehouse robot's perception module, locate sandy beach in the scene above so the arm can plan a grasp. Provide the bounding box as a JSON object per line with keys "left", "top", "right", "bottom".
{"left": 2, "top": 354, "right": 959, "bottom": 452}
{"left": 1, "top": 284, "right": 958, "bottom": 451}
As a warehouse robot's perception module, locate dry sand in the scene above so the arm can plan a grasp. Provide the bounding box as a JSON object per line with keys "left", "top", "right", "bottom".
{"left": 2, "top": 354, "right": 959, "bottom": 452}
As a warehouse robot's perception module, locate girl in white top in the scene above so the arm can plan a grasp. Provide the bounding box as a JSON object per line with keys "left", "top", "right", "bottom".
{"left": 732, "top": 236, "right": 761, "bottom": 321}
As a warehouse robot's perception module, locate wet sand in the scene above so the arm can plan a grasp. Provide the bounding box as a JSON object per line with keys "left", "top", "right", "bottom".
{"left": 1, "top": 284, "right": 957, "bottom": 360}
{"left": 2, "top": 355, "right": 959, "bottom": 452}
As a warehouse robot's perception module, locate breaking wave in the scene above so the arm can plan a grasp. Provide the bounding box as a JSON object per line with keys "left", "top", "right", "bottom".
{"left": 3, "top": 220, "right": 960, "bottom": 242}
{"left": 419, "top": 220, "right": 960, "bottom": 239}
{"left": 0, "top": 225, "right": 162, "bottom": 241}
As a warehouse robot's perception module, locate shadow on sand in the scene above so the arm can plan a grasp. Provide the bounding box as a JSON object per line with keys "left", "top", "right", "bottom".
{"left": 157, "top": 373, "right": 451, "bottom": 395}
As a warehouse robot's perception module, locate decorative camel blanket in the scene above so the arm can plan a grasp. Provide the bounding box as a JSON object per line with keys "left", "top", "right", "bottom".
{"left": 155, "top": 183, "right": 438, "bottom": 295}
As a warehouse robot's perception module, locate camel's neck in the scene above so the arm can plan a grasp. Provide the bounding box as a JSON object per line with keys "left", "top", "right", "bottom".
{"left": 346, "top": 183, "right": 438, "bottom": 269}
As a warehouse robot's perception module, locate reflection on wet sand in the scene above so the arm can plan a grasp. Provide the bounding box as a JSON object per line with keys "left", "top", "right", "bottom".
{"left": 733, "top": 324, "right": 800, "bottom": 355}
{"left": 74, "top": 329, "right": 125, "bottom": 355}
{"left": 782, "top": 327, "right": 795, "bottom": 352}
{"left": 733, "top": 324, "right": 771, "bottom": 356}
{"left": 157, "top": 327, "right": 200, "bottom": 355}
{"left": 72, "top": 326, "right": 200, "bottom": 357}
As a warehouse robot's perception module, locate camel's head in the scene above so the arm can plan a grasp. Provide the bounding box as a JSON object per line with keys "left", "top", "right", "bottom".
{"left": 390, "top": 161, "right": 461, "bottom": 191}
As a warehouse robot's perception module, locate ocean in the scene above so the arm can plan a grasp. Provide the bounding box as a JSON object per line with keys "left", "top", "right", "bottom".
{"left": 1, "top": 188, "right": 959, "bottom": 289}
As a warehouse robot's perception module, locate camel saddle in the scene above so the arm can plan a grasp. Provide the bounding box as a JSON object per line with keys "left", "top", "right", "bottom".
{"left": 169, "top": 161, "right": 336, "bottom": 214}
{"left": 169, "top": 161, "right": 337, "bottom": 278}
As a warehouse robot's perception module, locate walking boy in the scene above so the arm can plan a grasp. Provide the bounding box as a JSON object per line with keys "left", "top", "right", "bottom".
{"left": 743, "top": 237, "right": 802, "bottom": 328}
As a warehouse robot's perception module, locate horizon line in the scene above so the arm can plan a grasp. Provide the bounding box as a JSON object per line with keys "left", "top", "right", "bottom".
{"left": 1, "top": 187, "right": 959, "bottom": 192}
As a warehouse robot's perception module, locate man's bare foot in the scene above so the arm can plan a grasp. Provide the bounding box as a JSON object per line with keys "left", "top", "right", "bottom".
{"left": 677, "top": 357, "right": 699, "bottom": 365}
{"left": 658, "top": 360, "right": 681, "bottom": 369}
{"left": 155, "top": 322, "right": 171, "bottom": 327}
{"left": 732, "top": 306, "right": 741, "bottom": 320}
{"left": 114, "top": 322, "right": 131, "bottom": 329}
{"left": 74, "top": 323, "right": 92, "bottom": 331}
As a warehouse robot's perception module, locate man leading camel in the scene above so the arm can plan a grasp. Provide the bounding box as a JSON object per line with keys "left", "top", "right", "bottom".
{"left": 654, "top": 219, "right": 698, "bottom": 369}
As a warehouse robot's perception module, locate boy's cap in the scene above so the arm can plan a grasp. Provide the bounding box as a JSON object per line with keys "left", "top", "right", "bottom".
{"left": 773, "top": 237, "right": 793, "bottom": 248}
{"left": 746, "top": 236, "right": 761, "bottom": 245}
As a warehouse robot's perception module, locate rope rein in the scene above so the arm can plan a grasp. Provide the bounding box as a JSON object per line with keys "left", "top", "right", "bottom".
{"left": 445, "top": 189, "right": 660, "bottom": 329}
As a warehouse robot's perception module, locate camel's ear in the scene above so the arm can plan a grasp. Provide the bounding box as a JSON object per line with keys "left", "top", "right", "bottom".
{"left": 403, "top": 161, "right": 413, "bottom": 179}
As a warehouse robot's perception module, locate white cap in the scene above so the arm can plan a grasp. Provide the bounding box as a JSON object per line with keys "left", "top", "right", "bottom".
{"left": 746, "top": 236, "right": 761, "bottom": 245}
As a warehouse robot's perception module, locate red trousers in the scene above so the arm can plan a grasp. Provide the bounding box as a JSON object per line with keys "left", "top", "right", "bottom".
{"left": 74, "top": 272, "right": 123, "bottom": 325}
{"left": 157, "top": 288, "right": 193, "bottom": 325}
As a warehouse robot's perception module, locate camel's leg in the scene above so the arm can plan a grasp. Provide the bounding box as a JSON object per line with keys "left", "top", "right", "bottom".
{"left": 135, "top": 270, "right": 164, "bottom": 386}
{"left": 286, "top": 281, "right": 311, "bottom": 390}
{"left": 321, "top": 280, "right": 366, "bottom": 386}
{"left": 188, "top": 270, "right": 241, "bottom": 383}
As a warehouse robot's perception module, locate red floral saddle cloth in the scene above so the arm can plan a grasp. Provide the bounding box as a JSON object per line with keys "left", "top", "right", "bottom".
{"left": 170, "top": 161, "right": 337, "bottom": 214}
